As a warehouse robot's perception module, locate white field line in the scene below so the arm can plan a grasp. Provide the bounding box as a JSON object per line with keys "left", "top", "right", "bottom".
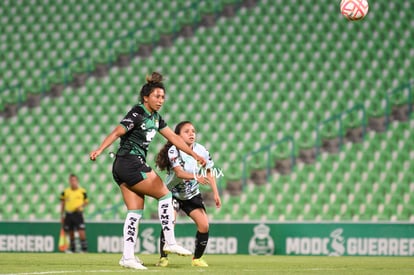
{"left": 0, "top": 270, "right": 128, "bottom": 275}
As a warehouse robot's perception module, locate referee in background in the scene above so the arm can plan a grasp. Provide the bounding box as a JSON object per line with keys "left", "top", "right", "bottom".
{"left": 60, "top": 173, "right": 88, "bottom": 253}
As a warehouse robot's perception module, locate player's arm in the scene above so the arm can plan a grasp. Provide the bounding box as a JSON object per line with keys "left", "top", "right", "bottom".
{"left": 159, "top": 126, "right": 206, "bottom": 166}
{"left": 90, "top": 125, "right": 126, "bottom": 160}
{"left": 172, "top": 166, "right": 210, "bottom": 184}
{"left": 60, "top": 194, "right": 65, "bottom": 223}
{"left": 207, "top": 169, "right": 221, "bottom": 208}
{"left": 77, "top": 197, "right": 88, "bottom": 212}
{"left": 83, "top": 194, "right": 89, "bottom": 207}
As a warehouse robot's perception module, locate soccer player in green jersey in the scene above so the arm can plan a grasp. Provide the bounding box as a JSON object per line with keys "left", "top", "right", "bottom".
{"left": 90, "top": 72, "right": 206, "bottom": 270}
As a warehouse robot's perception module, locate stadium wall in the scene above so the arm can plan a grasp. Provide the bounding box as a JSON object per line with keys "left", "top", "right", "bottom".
{"left": 0, "top": 222, "right": 413, "bottom": 256}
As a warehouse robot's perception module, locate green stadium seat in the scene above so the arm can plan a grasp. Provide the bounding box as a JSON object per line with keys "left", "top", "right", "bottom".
{"left": 1, "top": 0, "right": 413, "bottom": 222}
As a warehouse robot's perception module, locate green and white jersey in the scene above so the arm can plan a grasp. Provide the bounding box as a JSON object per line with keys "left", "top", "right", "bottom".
{"left": 165, "top": 143, "right": 214, "bottom": 200}
{"left": 117, "top": 103, "right": 167, "bottom": 158}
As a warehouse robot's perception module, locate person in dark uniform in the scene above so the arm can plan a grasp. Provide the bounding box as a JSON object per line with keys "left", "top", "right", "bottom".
{"left": 89, "top": 72, "right": 206, "bottom": 270}
{"left": 60, "top": 173, "right": 88, "bottom": 253}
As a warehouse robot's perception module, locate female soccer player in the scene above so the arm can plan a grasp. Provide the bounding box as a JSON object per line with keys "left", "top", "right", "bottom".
{"left": 89, "top": 72, "right": 206, "bottom": 270}
{"left": 155, "top": 121, "right": 221, "bottom": 267}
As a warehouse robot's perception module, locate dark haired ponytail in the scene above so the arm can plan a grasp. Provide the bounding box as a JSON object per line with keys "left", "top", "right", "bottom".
{"left": 155, "top": 121, "right": 193, "bottom": 171}
{"left": 155, "top": 142, "right": 173, "bottom": 171}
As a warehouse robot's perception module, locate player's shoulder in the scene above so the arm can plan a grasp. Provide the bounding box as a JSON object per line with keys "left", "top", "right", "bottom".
{"left": 130, "top": 104, "right": 147, "bottom": 115}
{"left": 193, "top": 142, "right": 208, "bottom": 153}
{"left": 168, "top": 145, "right": 178, "bottom": 155}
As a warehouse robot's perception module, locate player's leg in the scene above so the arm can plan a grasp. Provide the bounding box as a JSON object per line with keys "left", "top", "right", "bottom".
{"left": 118, "top": 184, "right": 146, "bottom": 270}
{"left": 77, "top": 213, "right": 88, "bottom": 252}
{"left": 186, "top": 195, "right": 209, "bottom": 267}
{"left": 68, "top": 230, "right": 76, "bottom": 253}
{"left": 77, "top": 229, "right": 88, "bottom": 252}
{"left": 189, "top": 208, "right": 209, "bottom": 265}
{"left": 64, "top": 214, "right": 76, "bottom": 253}
{"left": 156, "top": 198, "right": 179, "bottom": 267}
{"left": 156, "top": 230, "right": 170, "bottom": 267}
{"left": 129, "top": 171, "right": 191, "bottom": 256}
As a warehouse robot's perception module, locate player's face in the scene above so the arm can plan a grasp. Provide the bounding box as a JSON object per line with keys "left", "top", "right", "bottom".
{"left": 144, "top": 88, "right": 165, "bottom": 112}
{"left": 179, "top": 123, "right": 196, "bottom": 146}
{"left": 69, "top": 176, "right": 79, "bottom": 189}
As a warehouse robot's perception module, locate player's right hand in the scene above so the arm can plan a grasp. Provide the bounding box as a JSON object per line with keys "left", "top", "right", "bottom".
{"left": 89, "top": 150, "right": 100, "bottom": 161}
{"left": 195, "top": 175, "right": 210, "bottom": 185}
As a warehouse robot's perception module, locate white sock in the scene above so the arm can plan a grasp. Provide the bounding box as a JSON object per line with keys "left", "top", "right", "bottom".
{"left": 158, "top": 192, "right": 176, "bottom": 245}
{"left": 123, "top": 210, "right": 142, "bottom": 259}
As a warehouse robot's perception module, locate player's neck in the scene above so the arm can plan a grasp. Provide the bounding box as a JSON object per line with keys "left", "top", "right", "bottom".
{"left": 143, "top": 102, "right": 154, "bottom": 114}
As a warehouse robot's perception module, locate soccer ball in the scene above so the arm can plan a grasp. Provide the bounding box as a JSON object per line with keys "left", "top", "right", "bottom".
{"left": 340, "top": 0, "right": 369, "bottom": 21}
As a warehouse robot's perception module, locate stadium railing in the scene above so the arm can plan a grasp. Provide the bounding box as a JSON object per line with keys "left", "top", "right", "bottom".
{"left": 241, "top": 81, "right": 412, "bottom": 188}
{"left": 1, "top": 0, "right": 243, "bottom": 116}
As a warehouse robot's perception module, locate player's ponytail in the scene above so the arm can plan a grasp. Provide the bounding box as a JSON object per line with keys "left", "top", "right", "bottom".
{"left": 155, "top": 141, "right": 173, "bottom": 171}
{"left": 155, "top": 121, "right": 193, "bottom": 171}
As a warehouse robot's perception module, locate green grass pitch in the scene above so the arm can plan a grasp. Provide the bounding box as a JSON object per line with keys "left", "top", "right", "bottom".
{"left": 0, "top": 253, "right": 413, "bottom": 275}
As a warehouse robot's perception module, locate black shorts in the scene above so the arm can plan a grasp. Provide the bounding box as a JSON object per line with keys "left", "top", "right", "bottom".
{"left": 112, "top": 154, "right": 152, "bottom": 186}
{"left": 173, "top": 194, "right": 206, "bottom": 216}
{"left": 64, "top": 212, "right": 86, "bottom": 232}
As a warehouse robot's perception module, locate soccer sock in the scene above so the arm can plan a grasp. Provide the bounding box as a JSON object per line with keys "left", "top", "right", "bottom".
{"left": 159, "top": 230, "right": 168, "bottom": 258}
{"left": 158, "top": 192, "right": 176, "bottom": 245}
{"left": 69, "top": 238, "right": 76, "bottom": 252}
{"left": 123, "top": 209, "right": 142, "bottom": 259}
{"left": 80, "top": 239, "right": 88, "bottom": 252}
{"left": 194, "top": 231, "right": 209, "bottom": 259}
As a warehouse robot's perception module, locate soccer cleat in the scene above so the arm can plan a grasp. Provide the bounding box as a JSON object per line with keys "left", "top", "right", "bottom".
{"left": 155, "top": 257, "right": 169, "bottom": 267}
{"left": 163, "top": 243, "right": 192, "bottom": 256}
{"left": 119, "top": 256, "right": 144, "bottom": 265}
{"left": 118, "top": 256, "right": 144, "bottom": 265}
{"left": 119, "top": 256, "right": 147, "bottom": 270}
{"left": 192, "top": 257, "right": 208, "bottom": 267}
{"left": 135, "top": 256, "right": 144, "bottom": 265}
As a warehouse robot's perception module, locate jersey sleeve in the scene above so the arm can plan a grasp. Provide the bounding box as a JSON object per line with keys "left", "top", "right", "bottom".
{"left": 168, "top": 146, "right": 182, "bottom": 168}
{"left": 158, "top": 114, "right": 167, "bottom": 130}
{"left": 82, "top": 189, "right": 89, "bottom": 203}
{"left": 202, "top": 145, "right": 215, "bottom": 170}
{"left": 119, "top": 105, "right": 145, "bottom": 132}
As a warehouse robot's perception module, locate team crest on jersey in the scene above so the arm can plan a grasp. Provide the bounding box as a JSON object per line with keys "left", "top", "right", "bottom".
{"left": 155, "top": 119, "right": 159, "bottom": 129}
{"left": 122, "top": 118, "right": 134, "bottom": 130}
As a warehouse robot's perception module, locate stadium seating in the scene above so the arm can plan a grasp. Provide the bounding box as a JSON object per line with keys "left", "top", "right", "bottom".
{"left": 230, "top": 119, "right": 413, "bottom": 222}
{"left": 0, "top": 0, "right": 232, "bottom": 110}
{"left": 0, "top": 0, "right": 413, "bottom": 222}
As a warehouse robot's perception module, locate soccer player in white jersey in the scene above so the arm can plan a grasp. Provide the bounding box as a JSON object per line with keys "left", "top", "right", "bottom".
{"left": 155, "top": 121, "right": 221, "bottom": 267}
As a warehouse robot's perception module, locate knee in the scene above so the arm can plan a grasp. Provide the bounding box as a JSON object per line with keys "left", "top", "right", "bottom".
{"left": 197, "top": 223, "right": 209, "bottom": 233}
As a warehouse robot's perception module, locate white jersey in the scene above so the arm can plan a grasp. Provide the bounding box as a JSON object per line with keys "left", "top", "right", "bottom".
{"left": 165, "top": 143, "right": 214, "bottom": 200}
